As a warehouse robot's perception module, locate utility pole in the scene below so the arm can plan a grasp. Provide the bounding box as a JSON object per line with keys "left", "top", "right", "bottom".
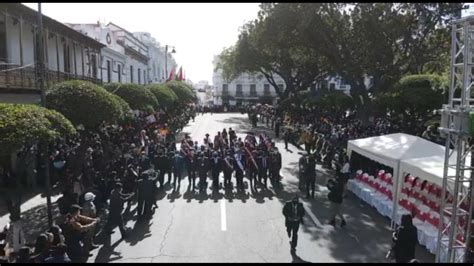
{"left": 37, "top": 3, "right": 53, "bottom": 228}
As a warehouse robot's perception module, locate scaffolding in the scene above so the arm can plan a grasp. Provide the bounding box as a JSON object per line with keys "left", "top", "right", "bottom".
{"left": 436, "top": 15, "right": 474, "bottom": 263}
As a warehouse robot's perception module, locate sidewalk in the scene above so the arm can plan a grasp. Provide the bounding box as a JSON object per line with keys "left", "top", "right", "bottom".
{"left": 0, "top": 192, "right": 62, "bottom": 244}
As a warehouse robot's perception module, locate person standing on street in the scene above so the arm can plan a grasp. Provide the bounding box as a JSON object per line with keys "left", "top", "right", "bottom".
{"left": 223, "top": 151, "right": 234, "bottom": 189}
{"left": 257, "top": 150, "right": 269, "bottom": 189}
{"left": 234, "top": 148, "right": 246, "bottom": 191}
{"left": 105, "top": 183, "right": 133, "bottom": 240}
{"left": 304, "top": 154, "right": 317, "bottom": 199}
{"left": 275, "top": 118, "right": 281, "bottom": 138}
{"left": 172, "top": 151, "right": 185, "bottom": 191}
{"left": 270, "top": 148, "right": 282, "bottom": 189}
{"left": 282, "top": 196, "right": 305, "bottom": 252}
{"left": 327, "top": 178, "right": 346, "bottom": 227}
{"left": 210, "top": 151, "right": 222, "bottom": 191}
{"left": 186, "top": 151, "right": 197, "bottom": 190}
{"left": 284, "top": 128, "right": 291, "bottom": 150}
{"left": 392, "top": 214, "right": 418, "bottom": 263}
{"left": 197, "top": 152, "right": 209, "bottom": 192}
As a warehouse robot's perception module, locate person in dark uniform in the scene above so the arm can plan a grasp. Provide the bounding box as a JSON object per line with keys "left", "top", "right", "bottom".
{"left": 209, "top": 151, "right": 222, "bottom": 191}
{"left": 284, "top": 128, "right": 291, "bottom": 150}
{"left": 270, "top": 148, "right": 282, "bottom": 188}
{"left": 186, "top": 151, "right": 197, "bottom": 190}
{"left": 304, "top": 154, "right": 317, "bottom": 199}
{"left": 155, "top": 151, "right": 167, "bottom": 188}
{"left": 197, "top": 152, "right": 209, "bottom": 192}
{"left": 275, "top": 118, "right": 281, "bottom": 138}
{"left": 257, "top": 150, "right": 269, "bottom": 189}
{"left": 172, "top": 151, "right": 185, "bottom": 191}
{"left": 165, "top": 150, "right": 174, "bottom": 183}
{"left": 222, "top": 151, "right": 235, "bottom": 189}
{"left": 105, "top": 183, "right": 133, "bottom": 239}
{"left": 247, "top": 150, "right": 259, "bottom": 191}
{"left": 392, "top": 214, "right": 417, "bottom": 263}
{"left": 233, "top": 148, "right": 246, "bottom": 191}
{"left": 282, "top": 196, "right": 305, "bottom": 251}
{"left": 298, "top": 154, "right": 308, "bottom": 191}
{"left": 136, "top": 164, "right": 157, "bottom": 219}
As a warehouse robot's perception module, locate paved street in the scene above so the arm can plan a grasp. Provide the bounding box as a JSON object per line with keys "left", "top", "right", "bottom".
{"left": 89, "top": 113, "right": 435, "bottom": 263}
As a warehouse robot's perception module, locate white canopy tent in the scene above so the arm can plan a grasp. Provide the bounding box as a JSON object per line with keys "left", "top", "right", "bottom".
{"left": 347, "top": 133, "right": 449, "bottom": 227}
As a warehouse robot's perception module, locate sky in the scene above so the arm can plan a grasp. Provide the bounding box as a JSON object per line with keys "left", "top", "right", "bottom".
{"left": 23, "top": 3, "right": 261, "bottom": 84}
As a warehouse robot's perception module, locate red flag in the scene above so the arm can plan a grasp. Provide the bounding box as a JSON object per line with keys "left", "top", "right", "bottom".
{"left": 177, "top": 67, "right": 183, "bottom": 81}
{"left": 167, "top": 67, "right": 174, "bottom": 82}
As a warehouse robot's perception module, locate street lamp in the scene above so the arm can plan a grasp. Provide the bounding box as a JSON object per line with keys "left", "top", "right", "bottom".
{"left": 164, "top": 45, "right": 176, "bottom": 81}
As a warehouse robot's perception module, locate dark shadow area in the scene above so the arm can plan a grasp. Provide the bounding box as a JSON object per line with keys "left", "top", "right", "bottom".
{"left": 94, "top": 234, "right": 123, "bottom": 263}
{"left": 125, "top": 218, "right": 152, "bottom": 246}
{"left": 167, "top": 190, "right": 182, "bottom": 202}
{"left": 291, "top": 250, "right": 311, "bottom": 263}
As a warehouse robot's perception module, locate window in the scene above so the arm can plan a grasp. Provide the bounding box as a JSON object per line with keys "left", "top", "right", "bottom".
{"left": 63, "top": 43, "right": 71, "bottom": 73}
{"left": 264, "top": 84, "right": 271, "bottom": 95}
{"left": 90, "top": 54, "right": 97, "bottom": 79}
{"left": 117, "top": 64, "right": 122, "bottom": 82}
{"left": 130, "top": 65, "right": 134, "bottom": 83}
{"left": 0, "top": 16, "right": 6, "bottom": 63}
{"left": 106, "top": 60, "right": 111, "bottom": 83}
{"left": 222, "top": 84, "right": 229, "bottom": 95}
{"left": 250, "top": 84, "right": 257, "bottom": 96}
{"left": 138, "top": 68, "right": 141, "bottom": 84}
{"left": 236, "top": 84, "right": 243, "bottom": 96}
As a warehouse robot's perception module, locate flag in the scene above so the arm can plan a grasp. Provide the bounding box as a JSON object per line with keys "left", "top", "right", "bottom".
{"left": 177, "top": 66, "right": 183, "bottom": 81}
{"left": 167, "top": 67, "right": 174, "bottom": 82}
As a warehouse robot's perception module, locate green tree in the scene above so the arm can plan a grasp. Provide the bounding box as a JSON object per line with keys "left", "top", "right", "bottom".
{"left": 46, "top": 80, "right": 123, "bottom": 129}
{"left": 305, "top": 3, "right": 461, "bottom": 123}
{"left": 0, "top": 103, "right": 76, "bottom": 217}
{"left": 217, "top": 3, "right": 330, "bottom": 99}
{"left": 103, "top": 83, "right": 159, "bottom": 112}
{"left": 146, "top": 84, "right": 178, "bottom": 110}
{"left": 374, "top": 74, "right": 447, "bottom": 133}
{"left": 165, "top": 80, "right": 196, "bottom": 105}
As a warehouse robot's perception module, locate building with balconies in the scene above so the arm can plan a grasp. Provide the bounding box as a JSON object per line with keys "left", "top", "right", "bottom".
{"left": 0, "top": 3, "right": 105, "bottom": 103}
{"left": 212, "top": 56, "right": 285, "bottom": 107}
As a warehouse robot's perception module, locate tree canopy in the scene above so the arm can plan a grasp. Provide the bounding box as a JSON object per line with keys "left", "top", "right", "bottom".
{"left": 146, "top": 84, "right": 178, "bottom": 110}
{"left": 46, "top": 80, "right": 123, "bottom": 129}
{"left": 0, "top": 103, "right": 76, "bottom": 157}
{"left": 103, "top": 83, "right": 159, "bottom": 112}
{"left": 165, "top": 80, "right": 196, "bottom": 104}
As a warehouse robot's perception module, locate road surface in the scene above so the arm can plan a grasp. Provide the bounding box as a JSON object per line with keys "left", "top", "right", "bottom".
{"left": 90, "top": 112, "right": 434, "bottom": 263}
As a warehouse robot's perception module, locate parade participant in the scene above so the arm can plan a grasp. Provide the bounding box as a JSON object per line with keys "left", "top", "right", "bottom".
{"left": 197, "top": 152, "right": 209, "bottom": 192}
{"left": 105, "top": 183, "right": 133, "bottom": 240}
{"left": 223, "top": 151, "right": 235, "bottom": 189}
{"left": 210, "top": 151, "right": 222, "bottom": 191}
{"left": 247, "top": 149, "right": 259, "bottom": 191}
{"left": 165, "top": 150, "right": 174, "bottom": 183}
{"left": 327, "top": 178, "right": 346, "bottom": 227}
{"left": 270, "top": 148, "right": 282, "bottom": 188}
{"left": 392, "top": 215, "right": 417, "bottom": 263}
{"left": 283, "top": 128, "right": 291, "bottom": 150}
{"left": 233, "top": 147, "right": 246, "bottom": 191}
{"left": 229, "top": 128, "right": 236, "bottom": 146}
{"left": 81, "top": 193, "right": 99, "bottom": 253}
{"left": 275, "top": 118, "right": 281, "bottom": 138}
{"left": 298, "top": 154, "right": 308, "bottom": 191}
{"left": 156, "top": 151, "right": 167, "bottom": 187}
{"left": 304, "top": 154, "right": 317, "bottom": 199}
{"left": 257, "top": 150, "right": 269, "bottom": 189}
{"left": 136, "top": 165, "right": 157, "bottom": 219}
{"left": 186, "top": 151, "right": 197, "bottom": 190}
{"left": 282, "top": 196, "right": 305, "bottom": 252}
{"left": 172, "top": 151, "right": 185, "bottom": 191}
{"left": 222, "top": 128, "right": 229, "bottom": 145}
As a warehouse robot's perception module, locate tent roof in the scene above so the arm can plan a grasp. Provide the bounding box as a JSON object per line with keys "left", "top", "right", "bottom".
{"left": 347, "top": 133, "right": 445, "bottom": 168}
{"left": 400, "top": 154, "right": 470, "bottom": 188}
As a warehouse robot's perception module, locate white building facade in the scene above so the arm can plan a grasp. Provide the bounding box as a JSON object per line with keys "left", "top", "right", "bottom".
{"left": 133, "top": 32, "right": 177, "bottom": 84}
{"left": 0, "top": 3, "right": 104, "bottom": 104}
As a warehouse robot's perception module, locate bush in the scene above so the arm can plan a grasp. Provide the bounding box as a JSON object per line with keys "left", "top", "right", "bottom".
{"left": 165, "top": 80, "right": 196, "bottom": 104}
{"left": 0, "top": 103, "right": 76, "bottom": 157}
{"left": 46, "top": 80, "right": 123, "bottom": 129}
{"left": 104, "top": 83, "right": 159, "bottom": 112}
{"left": 109, "top": 93, "right": 133, "bottom": 122}
{"left": 146, "top": 84, "right": 178, "bottom": 110}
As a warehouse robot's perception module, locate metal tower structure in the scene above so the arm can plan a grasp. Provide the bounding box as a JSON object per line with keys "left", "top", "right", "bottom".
{"left": 436, "top": 15, "right": 474, "bottom": 263}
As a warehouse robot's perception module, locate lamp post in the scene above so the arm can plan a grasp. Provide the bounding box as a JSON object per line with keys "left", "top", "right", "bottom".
{"left": 164, "top": 45, "right": 175, "bottom": 81}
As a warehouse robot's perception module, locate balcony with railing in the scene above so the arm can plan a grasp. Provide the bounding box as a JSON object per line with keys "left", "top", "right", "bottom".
{"left": 0, "top": 63, "right": 102, "bottom": 92}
